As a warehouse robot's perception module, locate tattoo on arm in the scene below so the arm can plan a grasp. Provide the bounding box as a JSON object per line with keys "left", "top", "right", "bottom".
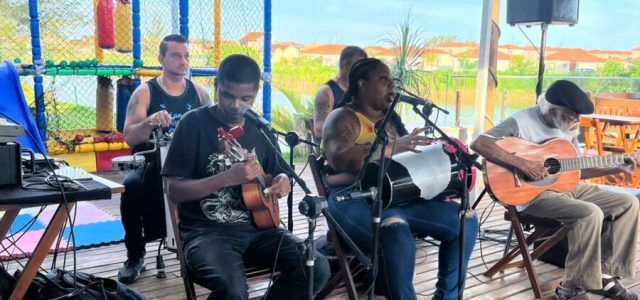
{"left": 314, "top": 90, "right": 332, "bottom": 123}
{"left": 338, "top": 124, "right": 356, "bottom": 145}
{"left": 199, "top": 89, "right": 212, "bottom": 106}
{"left": 126, "top": 95, "right": 140, "bottom": 116}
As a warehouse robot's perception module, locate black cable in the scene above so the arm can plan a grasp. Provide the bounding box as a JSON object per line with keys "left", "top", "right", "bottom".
{"left": 518, "top": 25, "right": 540, "bottom": 55}
{"left": 0, "top": 111, "right": 79, "bottom": 287}
{"left": 262, "top": 221, "right": 288, "bottom": 299}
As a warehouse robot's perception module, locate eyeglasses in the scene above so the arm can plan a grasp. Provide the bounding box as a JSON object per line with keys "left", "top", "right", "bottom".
{"left": 556, "top": 108, "right": 580, "bottom": 123}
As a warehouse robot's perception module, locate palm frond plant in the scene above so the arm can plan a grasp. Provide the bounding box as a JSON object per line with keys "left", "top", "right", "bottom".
{"left": 380, "top": 9, "right": 431, "bottom": 125}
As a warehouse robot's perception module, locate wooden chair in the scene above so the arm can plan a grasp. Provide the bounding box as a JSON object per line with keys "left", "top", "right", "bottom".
{"left": 307, "top": 154, "right": 361, "bottom": 300}
{"left": 167, "top": 199, "right": 279, "bottom": 300}
{"left": 483, "top": 201, "right": 571, "bottom": 299}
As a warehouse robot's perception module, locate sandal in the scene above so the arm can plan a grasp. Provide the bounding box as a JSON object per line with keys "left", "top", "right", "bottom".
{"left": 588, "top": 277, "right": 639, "bottom": 300}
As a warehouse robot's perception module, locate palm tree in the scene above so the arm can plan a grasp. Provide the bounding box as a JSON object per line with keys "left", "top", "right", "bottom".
{"left": 270, "top": 86, "right": 315, "bottom": 156}
{"left": 380, "top": 9, "right": 432, "bottom": 123}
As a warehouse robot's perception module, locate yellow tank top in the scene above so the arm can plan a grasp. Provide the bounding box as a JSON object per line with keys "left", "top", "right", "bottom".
{"left": 349, "top": 108, "right": 377, "bottom": 145}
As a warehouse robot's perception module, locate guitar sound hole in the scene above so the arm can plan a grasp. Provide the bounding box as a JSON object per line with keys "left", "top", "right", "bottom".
{"left": 544, "top": 158, "right": 561, "bottom": 175}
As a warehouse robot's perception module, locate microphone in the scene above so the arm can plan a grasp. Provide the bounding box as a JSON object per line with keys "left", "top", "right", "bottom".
{"left": 239, "top": 105, "right": 271, "bottom": 130}
{"left": 394, "top": 87, "right": 449, "bottom": 115}
{"left": 335, "top": 187, "right": 378, "bottom": 202}
{"left": 398, "top": 94, "right": 432, "bottom": 107}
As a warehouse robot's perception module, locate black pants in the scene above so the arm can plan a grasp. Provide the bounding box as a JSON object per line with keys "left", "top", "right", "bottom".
{"left": 184, "top": 222, "right": 330, "bottom": 300}
{"left": 120, "top": 161, "right": 166, "bottom": 259}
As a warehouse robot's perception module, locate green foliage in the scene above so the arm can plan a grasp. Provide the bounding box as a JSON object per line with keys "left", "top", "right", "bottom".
{"left": 380, "top": 9, "right": 429, "bottom": 96}
{"left": 272, "top": 57, "right": 336, "bottom": 94}
{"left": 630, "top": 59, "right": 640, "bottom": 78}
{"left": 0, "top": 0, "right": 87, "bottom": 38}
{"left": 270, "top": 105, "right": 294, "bottom": 133}
{"left": 504, "top": 55, "right": 537, "bottom": 75}
{"left": 425, "top": 34, "right": 461, "bottom": 47}
{"left": 277, "top": 87, "right": 314, "bottom": 121}
{"left": 596, "top": 60, "right": 625, "bottom": 77}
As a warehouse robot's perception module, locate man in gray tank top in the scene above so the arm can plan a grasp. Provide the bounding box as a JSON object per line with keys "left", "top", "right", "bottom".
{"left": 118, "top": 34, "right": 211, "bottom": 283}
{"left": 471, "top": 80, "right": 639, "bottom": 300}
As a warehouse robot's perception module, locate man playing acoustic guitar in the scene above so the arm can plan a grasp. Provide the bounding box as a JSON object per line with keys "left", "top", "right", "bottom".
{"left": 161, "top": 54, "right": 329, "bottom": 299}
{"left": 471, "top": 80, "right": 639, "bottom": 300}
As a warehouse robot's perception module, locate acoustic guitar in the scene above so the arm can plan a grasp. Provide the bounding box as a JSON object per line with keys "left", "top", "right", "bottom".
{"left": 484, "top": 137, "right": 636, "bottom": 206}
{"left": 218, "top": 127, "right": 280, "bottom": 229}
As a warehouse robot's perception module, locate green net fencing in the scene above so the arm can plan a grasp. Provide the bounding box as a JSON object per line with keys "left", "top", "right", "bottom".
{"left": 0, "top": 0, "right": 264, "bottom": 155}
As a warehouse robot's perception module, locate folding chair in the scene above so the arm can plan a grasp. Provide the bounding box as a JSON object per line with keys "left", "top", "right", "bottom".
{"left": 307, "top": 154, "right": 360, "bottom": 300}
{"left": 167, "top": 199, "right": 280, "bottom": 300}
{"left": 483, "top": 201, "right": 571, "bottom": 299}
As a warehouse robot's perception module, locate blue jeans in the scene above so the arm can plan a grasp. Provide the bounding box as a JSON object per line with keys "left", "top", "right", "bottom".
{"left": 327, "top": 187, "right": 479, "bottom": 300}
{"left": 183, "top": 222, "right": 330, "bottom": 300}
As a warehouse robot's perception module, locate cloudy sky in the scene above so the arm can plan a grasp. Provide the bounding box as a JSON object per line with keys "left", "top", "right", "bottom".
{"left": 272, "top": 0, "right": 640, "bottom": 51}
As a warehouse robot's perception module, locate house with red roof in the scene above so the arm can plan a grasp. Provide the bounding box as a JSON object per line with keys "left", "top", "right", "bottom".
{"left": 271, "top": 42, "right": 301, "bottom": 62}
{"left": 239, "top": 31, "right": 264, "bottom": 50}
{"left": 498, "top": 44, "right": 527, "bottom": 57}
{"left": 300, "top": 44, "right": 348, "bottom": 65}
{"left": 452, "top": 48, "right": 512, "bottom": 71}
{"left": 438, "top": 42, "right": 478, "bottom": 55}
{"left": 589, "top": 49, "right": 632, "bottom": 60}
{"left": 544, "top": 48, "right": 605, "bottom": 72}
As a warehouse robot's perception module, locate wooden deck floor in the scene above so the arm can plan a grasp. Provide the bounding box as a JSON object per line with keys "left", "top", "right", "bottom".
{"left": 5, "top": 166, "right": 640, "bottom": 299}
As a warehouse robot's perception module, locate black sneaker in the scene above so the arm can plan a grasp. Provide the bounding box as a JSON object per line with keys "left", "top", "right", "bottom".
{"left": 117, "top": 257, "right": 146, "bottom": 283}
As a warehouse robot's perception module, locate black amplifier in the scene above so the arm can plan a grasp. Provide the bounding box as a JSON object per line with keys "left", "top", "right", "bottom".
{"left": 0, "top": 143, "right": 21, "bottom": 186}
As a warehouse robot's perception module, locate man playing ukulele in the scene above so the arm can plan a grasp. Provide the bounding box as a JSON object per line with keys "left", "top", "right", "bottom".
{"left": 162, "top": 54, "right": 329, "bottom": 299}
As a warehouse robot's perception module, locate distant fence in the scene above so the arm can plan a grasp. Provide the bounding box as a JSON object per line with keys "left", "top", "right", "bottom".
{"left": 1, "top": 0, "right": 266, "bottom": 154}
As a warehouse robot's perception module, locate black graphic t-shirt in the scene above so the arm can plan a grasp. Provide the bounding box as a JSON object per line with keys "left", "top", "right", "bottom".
{"left": 161, "top": 105, "right": 286, "bottom": 230}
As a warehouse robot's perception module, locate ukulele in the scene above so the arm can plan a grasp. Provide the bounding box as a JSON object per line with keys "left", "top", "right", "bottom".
{"left": 218, "top": 127, "right": 280, "bottom": 229}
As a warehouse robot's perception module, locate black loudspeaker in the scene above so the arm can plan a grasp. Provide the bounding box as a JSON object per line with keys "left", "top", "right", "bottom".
{"left": 507, "top": 0, "right": 579, "bottom": 26}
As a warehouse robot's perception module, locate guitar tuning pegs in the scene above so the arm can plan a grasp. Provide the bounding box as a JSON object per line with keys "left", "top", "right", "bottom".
{"left": 229, "top": 126, "right": 245, "bottom": 139}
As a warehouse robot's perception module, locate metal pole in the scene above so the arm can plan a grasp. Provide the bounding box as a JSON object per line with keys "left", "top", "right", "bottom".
{"left": 472, "top": 0, "right": 493, "bottom": 139}
{"left": 28, "top": 0, "right": 46, "bottom": 142}
{"left": 262, "top": 0, "right": 272, "bottom": 120}
{"left": 535, "top": 23, "right": 549, "bottom": 97}
{"left": 455, "top": 91, "right": 462, "bottom": 127}
{"left": 179, "top": 0, "right": 189, "bottom": 39}
{"left": 213, "top": 0, "right": 221, "bottom": 66}
{"left": 132, "top": 0, "right": 142, "bottom": 89}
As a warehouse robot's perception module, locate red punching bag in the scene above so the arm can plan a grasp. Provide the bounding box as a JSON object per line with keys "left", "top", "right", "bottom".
{"left": 96, "top": 0, "right": 115, "bottom": 49}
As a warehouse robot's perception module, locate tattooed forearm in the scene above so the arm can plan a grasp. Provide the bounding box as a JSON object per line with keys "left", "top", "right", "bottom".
{"left": 200, "top": 91, "right": 212, "bottom": 106}
{"left": 313, "top": 89, "right": 332, "bottom": 137}
{"left": 126, "top": 95, "right": 140, "bottom": 116}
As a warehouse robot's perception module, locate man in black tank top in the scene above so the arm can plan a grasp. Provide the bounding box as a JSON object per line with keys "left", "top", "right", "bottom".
{"left": 118, "top": 34, "right": 211, "bottom": 283}
{"left": 313, "top": 46, "right": 366, "bottom": 143}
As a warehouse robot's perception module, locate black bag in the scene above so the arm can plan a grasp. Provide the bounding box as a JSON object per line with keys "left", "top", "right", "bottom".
{"left": 0, "top": 265, "right": 15, "bottom": 299}
{"left": 18, "top": 268, "right": 147, "bottom": 300}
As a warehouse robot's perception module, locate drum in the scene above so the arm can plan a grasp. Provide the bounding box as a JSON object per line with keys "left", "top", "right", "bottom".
{"left": 159, "top": 139, "right": 177, "bottom": 252}
{"left": 361, "top": 140, "right": 476, "bottom": 208}
{"left": 111, "top": 155, "right": 145, "bottom": 171}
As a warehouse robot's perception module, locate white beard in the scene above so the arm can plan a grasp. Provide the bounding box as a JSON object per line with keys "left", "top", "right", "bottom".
{"left": 552, "top": 113, "right": 580, "bottom": 138}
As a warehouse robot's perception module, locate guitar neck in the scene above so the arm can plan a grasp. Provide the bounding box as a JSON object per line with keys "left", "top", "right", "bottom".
{"left": 560, "top": 153, "right": 639, "bottom": 171}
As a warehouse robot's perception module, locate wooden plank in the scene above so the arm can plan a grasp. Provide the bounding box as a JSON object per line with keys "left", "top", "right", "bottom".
{"left": 3, "top": 166, "right": 638, "bottom": 300}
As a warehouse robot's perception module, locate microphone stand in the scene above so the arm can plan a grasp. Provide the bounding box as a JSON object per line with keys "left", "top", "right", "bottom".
{"left": 357, "top": 93, "right": 402, "bottom": 300}
{"left": 411, "top": 105, "right": 482, "bottom": 300}
{"left": 395, "top": 85, "right": 450, "bottom": 115}
{"left": 272, "top": 129, "right": 319, "bottom": 231}
{"left": 254, "top": 126, "right": 370, "bottom": 300}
